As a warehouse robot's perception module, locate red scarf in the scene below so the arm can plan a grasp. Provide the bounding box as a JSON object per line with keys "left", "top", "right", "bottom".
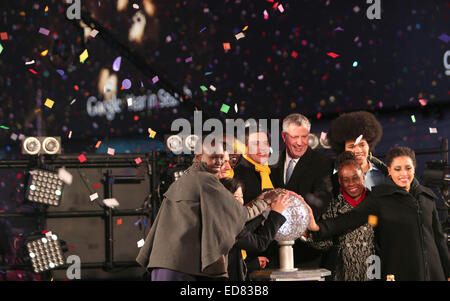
{"left": 340, "top": 187, "right": 367, "bottom": 208}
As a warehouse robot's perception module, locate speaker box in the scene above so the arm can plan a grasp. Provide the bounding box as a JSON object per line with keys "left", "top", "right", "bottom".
{"left": 46, "top": 159, "right": 151, "bottom": 280}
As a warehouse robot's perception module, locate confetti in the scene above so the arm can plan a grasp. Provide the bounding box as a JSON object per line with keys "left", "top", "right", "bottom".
{"left": 117, "top": 218, "right": 123, "bottom": 225}
{"left": 185, "top": 56, "right": 193, "bottom": 63}
{"left": 320, "top": 132, "right": 327, "bottom": 141}
{"left": 354, "top": 134, "right": 363, "bottom": 145}
{"left": 112, "top": 56, "right": 122, "bottom": 72}
{"left": 200, "top": 85, "right": 208, "bottom": 92}
{"left": 148, "top": 128, "right": 157, "bottom": 138}
{"left": 103, "top": 198, "right": 119, "bottom": 208}
{"left": 418, "top": 99, "right": 427, "bottom": 106}
{"left": 0, "top": 32, "right": 7, "bottom": 40}
{"left": 242, "top": 26, "right": 248, "bottom": 31}
{"left": 135, "top": 157, "right": 142, "bottom": 165}
{"left": 44, "top": 98, "right": 54, "bottom": 109}
{"left": 368, "top": 215, "right": 378, "bottom": 227}
{"left": 235, "top": 32, "right": 245, "bottom": 40}
{"left": 107, "top": 148, "right": 115, "bottom": 156}
{"left": 10, "top": 133, "right": 18, "bottom": 140}
{"left": 437, "top": 34, "right": 450, "bottom": 43}
{"left": 352, "top": 61, "right": 358, "bottom": 67}
{"left": 223, "top": 42, "right": 231, "bottom": 50}
{"left": 70, "top": 99, "right": 76, "bottom": 105}
{"left": 78, "top": 154, "right": 87, "bottom": 163}
{"left": 263, "top": 10, "right": 269, "bottom": 19}
{"left": 38, "top": 27, "right": 50, "bottom": 36}
{"left": 137, "top": 239, "right": 145, "bottom": 248}
{"left": 0, "top": 43, "right": 3, "bottom": 54}
{"left": 429, "top": 128, "right": 437, "bottom": 134}
{"left": 68, "top": 131, "right": 72, "bottom": 139}
{"left": 220, "top": 104, "right": 230, "bottom": 114}
{"left": 411, "top": 115, "right": 416, "bottom": 123}
{"left": 94, "top": 183, "right": 101, "bottom": 189}
{"left": 122, "top": 79, "right": 132, "bottom": 89}
{"left": 58, "top": 168, "right": 73, "bottom": 185}
{"left": 40, "top": 49, "right": 48, "bottom": 56}
{"left": 89, "top": 193, "right": 99, "bottom": 201}
{"left": 278, "top": 4, "right": 285, "bottom": 13}
{"left": 95, "top": 141, "right": 102, "bottom": 148}
{"left": 327, "top": 52, "right": 340, "bottom": 58}
{"left": 0, "top": 125, "right": 9, "bottom": 130}
{"left": 25, "top": 60, "right": 35, "bottom": 65}
{"left": 209, "top": 85, "right": 216, "bottom": 91}
{"left": 152, "top": 75, "right": 159, "bottom": 84}
{"left": 89, "top": 29, "right": 99, "bottom": 38}
{"left": 79, "top": 49, "right": 88, "bottom": 63}
{"left": 200, "top": 27, "right": 207, "bottom": 33}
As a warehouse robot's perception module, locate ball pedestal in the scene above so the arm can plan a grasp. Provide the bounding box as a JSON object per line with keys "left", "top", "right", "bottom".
{"left": 278, "top": 241, "right": 297, "bottom": 272}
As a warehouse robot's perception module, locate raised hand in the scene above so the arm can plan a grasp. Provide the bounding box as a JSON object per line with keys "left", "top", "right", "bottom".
{"left": 285, "top": 190, "right": 319, "bottom": 231}
{"left": 270, "top": 193, "right": 291, "bottom": 214}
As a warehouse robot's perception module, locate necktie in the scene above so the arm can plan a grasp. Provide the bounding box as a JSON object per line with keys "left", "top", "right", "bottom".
{"left": 285, "top": 159, "right": 295, "bottom": 184}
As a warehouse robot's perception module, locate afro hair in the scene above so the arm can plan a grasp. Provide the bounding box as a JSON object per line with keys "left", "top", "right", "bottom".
{"left": 327, "top": 111, "right": 383, "bottom": 154}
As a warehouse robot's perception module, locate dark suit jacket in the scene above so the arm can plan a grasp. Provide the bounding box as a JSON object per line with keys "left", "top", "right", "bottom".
{"left": 268, "top": 147, "right": 334, "bottom": 268}
{"left": 228, "top": 211, "right": 286, "bottom": 281}
{"left": 317, "top": 178, "right": 450, "bottom": 280}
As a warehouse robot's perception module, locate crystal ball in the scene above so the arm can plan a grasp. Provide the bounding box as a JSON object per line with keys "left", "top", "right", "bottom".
{"left": 275, "top": 194, "right": 310, "bottom": 242}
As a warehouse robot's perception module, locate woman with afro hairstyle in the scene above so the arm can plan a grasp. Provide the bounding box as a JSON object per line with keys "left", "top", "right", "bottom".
{"left": 327, "top": 111, "right": 388, "bottom": 192}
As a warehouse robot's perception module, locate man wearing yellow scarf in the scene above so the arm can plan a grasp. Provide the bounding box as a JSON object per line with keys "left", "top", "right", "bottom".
{"left": 232, "top": 129, "right": 275, "bottom": 277}
{"left": 233, "top": 130, "right": 274, "bottom": 205}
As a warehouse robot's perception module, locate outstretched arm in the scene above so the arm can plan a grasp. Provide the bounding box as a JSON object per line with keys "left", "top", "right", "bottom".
{"left": 307, "top": 195, "right": 379, "bottom": 239}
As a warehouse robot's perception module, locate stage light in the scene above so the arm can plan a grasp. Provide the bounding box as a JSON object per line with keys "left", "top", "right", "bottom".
{"left": 22, "top": 137, "right": 61, "bottom": 155}
{"left": 166, "top": 135, "right": 183, "bottom": 154}
{"left": 23, "top": 137, "right": 41, "bottom": 155}
{"left": 26, "top": 169, "right": 64, "bottom": 206}
{"left": 25, "top": 232, "right": 65, "bottom": 274}
{"left": 319, "top": 135, "right": 331, "bottom": 149}
{"left": 308, "top": 133, "right": 319, "bottom": 149}
{"left": 42, "top": 137, "right": 61, "bottom": 155}
{"left": 173, "top": 170, "right": 185, "bottom": 181}
{"left": 185, "top": 134, "right": 200, "bottom": 152}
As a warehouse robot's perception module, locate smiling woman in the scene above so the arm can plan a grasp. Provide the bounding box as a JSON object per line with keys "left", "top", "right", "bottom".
{"left": 385, "top": 146, "right": 417, "bottom": 192}
{"left": 305, "top": 151, "right": 374, "bottom": 281}
{"left": 328, "top": 111, "right": 387, "bottom": 192}
{"left": 308, "top": 147, "right": 450, "bottom": 281}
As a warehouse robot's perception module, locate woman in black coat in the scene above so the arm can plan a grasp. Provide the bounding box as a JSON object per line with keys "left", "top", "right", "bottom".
{"left": 220, "top": 178, "right": 288, "bottom": 281}
{"left": 308, "top": 146, "right": 450, "bottom": 281}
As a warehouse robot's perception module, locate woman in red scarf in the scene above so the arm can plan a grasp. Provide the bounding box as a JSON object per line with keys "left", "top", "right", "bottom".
{"left": 307, "top": 151, "right": 375, "bottom": 281}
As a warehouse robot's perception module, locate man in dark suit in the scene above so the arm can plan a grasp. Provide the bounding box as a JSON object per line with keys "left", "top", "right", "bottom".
{"left": 269, "top": 113, "right": 334, "bottom": 268}
{"left": 234, "top": 128, "right": 274, "bottom": 205}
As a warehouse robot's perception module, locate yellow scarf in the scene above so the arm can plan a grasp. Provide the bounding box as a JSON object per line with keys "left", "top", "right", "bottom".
{"left": 242, "top": 154, "right": 274, "bottom": 190}
{"left": 224, "top": 169, "right": 234, "bottom": 178}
